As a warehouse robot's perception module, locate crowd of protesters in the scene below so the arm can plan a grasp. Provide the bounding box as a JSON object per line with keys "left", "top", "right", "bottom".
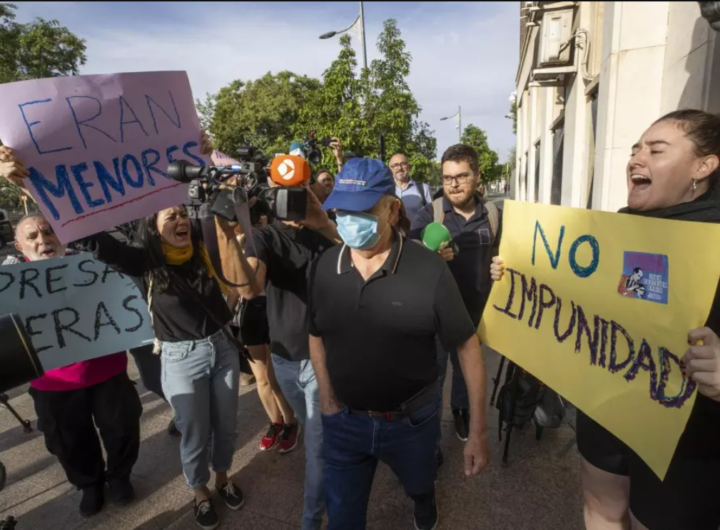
{"left": 1, "top": 108, "right": 720, "bottom": 530}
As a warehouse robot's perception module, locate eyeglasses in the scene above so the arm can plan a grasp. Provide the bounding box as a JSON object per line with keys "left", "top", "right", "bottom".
{"left": 390, "top": 162, "right": 409, "bottom": 170}
{"left": 441, "top": 173, "right": 473, "bottom": 184}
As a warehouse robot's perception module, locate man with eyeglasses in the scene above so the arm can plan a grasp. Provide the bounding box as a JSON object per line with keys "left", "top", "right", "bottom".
{"left": 389, "top": 153, "right": 432, "bottom": 222}
{"left": 409, "top": 144, "right": 502, "bottom": 444}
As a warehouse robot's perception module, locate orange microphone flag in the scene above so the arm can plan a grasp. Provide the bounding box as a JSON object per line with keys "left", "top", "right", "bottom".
{"left": 269, "top": 155, "right": 311, "bottom": 187}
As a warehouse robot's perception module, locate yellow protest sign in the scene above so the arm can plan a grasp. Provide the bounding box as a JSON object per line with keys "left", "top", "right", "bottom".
{"left": 479, "top": 201, "right": 720, "bottom": 479}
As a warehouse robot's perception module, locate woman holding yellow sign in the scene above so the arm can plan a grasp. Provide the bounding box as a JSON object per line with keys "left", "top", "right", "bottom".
{"left": 492, "top": 110, "right": 720, "bottom": 530}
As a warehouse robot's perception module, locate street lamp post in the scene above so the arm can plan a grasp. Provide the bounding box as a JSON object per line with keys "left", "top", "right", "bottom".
{"left": 440, "top": 105, "right": 462, "bottom": 143}
{"left": 319, "top": 1, "right": 368, "bottom": 71}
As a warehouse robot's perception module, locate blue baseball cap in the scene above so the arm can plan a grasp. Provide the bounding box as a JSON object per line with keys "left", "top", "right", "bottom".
{"left": 323, "top": 158, "right": 395, "bottom": 212}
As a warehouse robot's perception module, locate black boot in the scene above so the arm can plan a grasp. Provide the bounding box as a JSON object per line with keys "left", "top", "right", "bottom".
{"left": 79, "top": 483, "right": 104, "bottom": 517}
{"left": 109, "top": 476, "right": 135, "bottom": 505}
{"left": 167, "top": 417, "right": 181, "bottom": 437}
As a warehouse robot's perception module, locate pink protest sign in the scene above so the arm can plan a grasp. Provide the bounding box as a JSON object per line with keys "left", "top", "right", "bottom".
{"left": 211, "top": 150, "right": 240, "bottom": 166}
{"left": 0, "top": 71, "right": 207, "bottom": 242}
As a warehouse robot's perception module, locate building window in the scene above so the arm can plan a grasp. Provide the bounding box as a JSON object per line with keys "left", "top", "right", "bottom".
{"left": 586, "top": 90, "right": 599, "bottom": 209}
{"left": 534, "top": 141, "right": 541, "bottom": 203}
{"left": 551, "top": 123, "right": 564, "bottom": 205}
{"left": 524, "top": 152, "right": 529, "bottom": 202}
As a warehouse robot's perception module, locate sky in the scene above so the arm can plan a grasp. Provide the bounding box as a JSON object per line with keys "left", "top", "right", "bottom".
{"left": 14, "top": 1, "right": 519, "bottom": 162}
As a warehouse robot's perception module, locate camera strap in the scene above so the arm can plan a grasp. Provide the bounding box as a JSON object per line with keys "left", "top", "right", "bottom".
{"left": 199, "top": 202, "right": 258, "bottom": 289}
{"left": 167, "top": 269, "right": 253, "bottom": 363}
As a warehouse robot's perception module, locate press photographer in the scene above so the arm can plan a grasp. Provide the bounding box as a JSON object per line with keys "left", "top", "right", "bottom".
{"left": 290, "top": 132, "right": 344, "bottom": 173}
{"left": 214, "top": 147, "right": 341, "bottom": 530}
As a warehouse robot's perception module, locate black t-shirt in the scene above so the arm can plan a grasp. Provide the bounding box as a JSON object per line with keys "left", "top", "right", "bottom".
{"left": 308, "top": 232, "right": 476, "bottom": 411}
{"left": 246, "top": 220, "right": 334, "bottom": 361}
{"left": 409, "top": 195, "right": 502, "bottom": 326}
{"left": 73, "top": 233, "right": 232, "bottom": 342}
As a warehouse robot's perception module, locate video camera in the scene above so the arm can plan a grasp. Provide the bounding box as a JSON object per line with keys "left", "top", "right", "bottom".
{"left": 0, "top": 314, "right": 40, "bottom": 530}
{"left": 0, "top": 314, "right": 44, "bottom": 396}
{"left": 167, "top": 147, "right": 308, "bottom": 223}
{"left": 303, "top": 131, "right": 332, "bottom": 165}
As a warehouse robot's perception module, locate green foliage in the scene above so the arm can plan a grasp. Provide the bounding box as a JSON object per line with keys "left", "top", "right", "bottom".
{"left": 0, "top": 2, "right": 87, "bottom": 84}
{"left": 291, "top": 19, "right": 437, "bottom": 179}
{"left": 0, "top": 180, "right": 24, "bottom": 210}
{"left": 197, "top": 71, "right": 321, "bottom": 157}
{"left": 461, "top": 124, "right": 502, "bottom": 183}
{"left": 0, "top": 3, "right": 86, "bottom": 208}
{"left": 509, "top": 99, "right": 518, "bottom": 135}
{"left": 199, "top": 18, "right": 442, "bottom": 181}
{"left": 508, "top": 146, "right": 517, "bottom": 174}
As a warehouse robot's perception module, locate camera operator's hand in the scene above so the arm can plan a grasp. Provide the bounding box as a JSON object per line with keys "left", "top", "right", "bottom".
{"left": 299, "top": 185, "right": 332, "bottom": 232}
{"left": 200, "top": 129, "right": 214, "bottom": 156}
{"left": 0, "top": 146, "right": 31, "bottom": 194}
{"left": 330, "top": 138, "right": 343, "bottom": 172}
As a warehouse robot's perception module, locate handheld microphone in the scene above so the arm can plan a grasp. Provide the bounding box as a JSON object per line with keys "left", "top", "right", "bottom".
{"left": 269, "top": 155, "right": 311, "bottom": 187}
{"left": 421, "top": 222, "right": 452, "bottom": 252}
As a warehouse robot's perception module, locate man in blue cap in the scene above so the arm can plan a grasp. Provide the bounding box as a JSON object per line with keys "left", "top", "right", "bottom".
{"left": 307, "top": 158, "right": 490, "bottom": 530}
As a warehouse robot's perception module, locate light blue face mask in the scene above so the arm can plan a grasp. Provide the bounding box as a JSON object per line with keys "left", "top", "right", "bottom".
{"left": 336, "top": 211, "right": 381, "bottom": 250}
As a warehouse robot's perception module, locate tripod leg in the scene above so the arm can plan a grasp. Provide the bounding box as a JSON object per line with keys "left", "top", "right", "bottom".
{"left": 489, "top": 355, "right": 507, "bottom": 407}
{"left": 0, "top": 394, "right": 33, "bottom": 433}
{"left": 502, "top": 364, "right": 519, "bottom": 465}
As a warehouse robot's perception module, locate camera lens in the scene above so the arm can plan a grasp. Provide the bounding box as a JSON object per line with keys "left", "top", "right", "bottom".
{"left": 308, "top": 150, "right": 321, "bottom": 165}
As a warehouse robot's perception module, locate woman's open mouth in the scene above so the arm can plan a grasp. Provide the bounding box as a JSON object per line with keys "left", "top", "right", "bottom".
{"left": 175, "top": 228, "right": 189, "bottom": 239}
{"left": 630, "top": 174, "right": 652, "bottom": 191}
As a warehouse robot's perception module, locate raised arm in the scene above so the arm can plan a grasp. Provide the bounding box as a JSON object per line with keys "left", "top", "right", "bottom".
{"left": 72, "top": 232, "right": 149, "bottom": 278}
{"left": 214, "top": 217, "right": 266, "bottom": 300}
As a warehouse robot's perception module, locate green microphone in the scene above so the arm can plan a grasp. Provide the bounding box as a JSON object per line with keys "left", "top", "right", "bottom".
{"left": 421, "top": 222, "right": 452, "bottom": 252}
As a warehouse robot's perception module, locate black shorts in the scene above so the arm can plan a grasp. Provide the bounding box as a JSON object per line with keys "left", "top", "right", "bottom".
{"left": 577, "top": 395, "right": 720, "bottom": 530}
{"left": 239, "top": 297, "right": 270, "bottom": 347}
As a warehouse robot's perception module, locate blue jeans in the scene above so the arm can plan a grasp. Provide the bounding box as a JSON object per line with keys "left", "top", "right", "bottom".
{"left": 161, "top": 329, "right": 240, "bottom": 490}
{"left": 322, "top": 395, "right": 441, "bottom": 530}
{"left": 271, "top": 354, "right": 325, "bottom": 530}
{"left": 436, "top": 335, "right": 469, "bottom": 410}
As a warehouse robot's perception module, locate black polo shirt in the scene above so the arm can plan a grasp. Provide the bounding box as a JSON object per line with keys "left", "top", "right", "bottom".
{"left": 308, "top": 232, "right": 476, "bottom": 411}
{"left": 409, "top": 195, "right": 502, "bottom": 327}
{"left": 246, "top": 220, "right": 334, "bottom": 361}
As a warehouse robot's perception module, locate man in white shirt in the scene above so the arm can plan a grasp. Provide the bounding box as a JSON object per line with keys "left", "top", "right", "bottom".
{"left": 390, "top": 153, "right": 432, "bottom": 222}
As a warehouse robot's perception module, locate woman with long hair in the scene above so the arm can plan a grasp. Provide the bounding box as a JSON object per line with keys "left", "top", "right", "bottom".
{"left": 491, "top": 109, "right": 720, "bottom": 530}
{"left": 90, "top": 205, "right": 244, "bottom": 530}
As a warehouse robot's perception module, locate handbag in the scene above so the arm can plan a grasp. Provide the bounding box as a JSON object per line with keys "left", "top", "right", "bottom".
{"left": 148, "top": 270, "right": 253, "bottom": 362}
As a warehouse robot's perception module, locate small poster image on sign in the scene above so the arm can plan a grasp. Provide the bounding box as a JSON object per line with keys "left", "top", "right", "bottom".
{"left": 617, "top": 252, "right": 669, "bottom": 304}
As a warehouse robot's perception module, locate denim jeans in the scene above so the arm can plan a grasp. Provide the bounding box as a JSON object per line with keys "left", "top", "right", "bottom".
{"left": 322, "top": 394, "right": 441, "bottom": 530}
{"left": 271, "top": 354, "right": 325, "bottom": 530}
{"left": 161, "top": 329, "right": 240, "bottom": 490}
{"left": 436, "top": 335, "right": 469, "bottom": 410}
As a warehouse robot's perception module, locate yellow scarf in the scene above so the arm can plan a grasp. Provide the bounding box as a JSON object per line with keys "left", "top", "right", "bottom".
{"left": 161, "top": 243, "right": 231, "bottom": 296}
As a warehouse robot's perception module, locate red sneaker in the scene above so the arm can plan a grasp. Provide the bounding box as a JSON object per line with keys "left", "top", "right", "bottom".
{"left": 277, "top": 422, "right": 301, "bottom": 454}
{"left": 260, "top": 423, "right": 282, "bottom": 451}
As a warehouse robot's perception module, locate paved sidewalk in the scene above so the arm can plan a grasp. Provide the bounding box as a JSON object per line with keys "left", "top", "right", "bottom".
{"left": 0, "top": 348, "right": 584, "bottom": 530}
